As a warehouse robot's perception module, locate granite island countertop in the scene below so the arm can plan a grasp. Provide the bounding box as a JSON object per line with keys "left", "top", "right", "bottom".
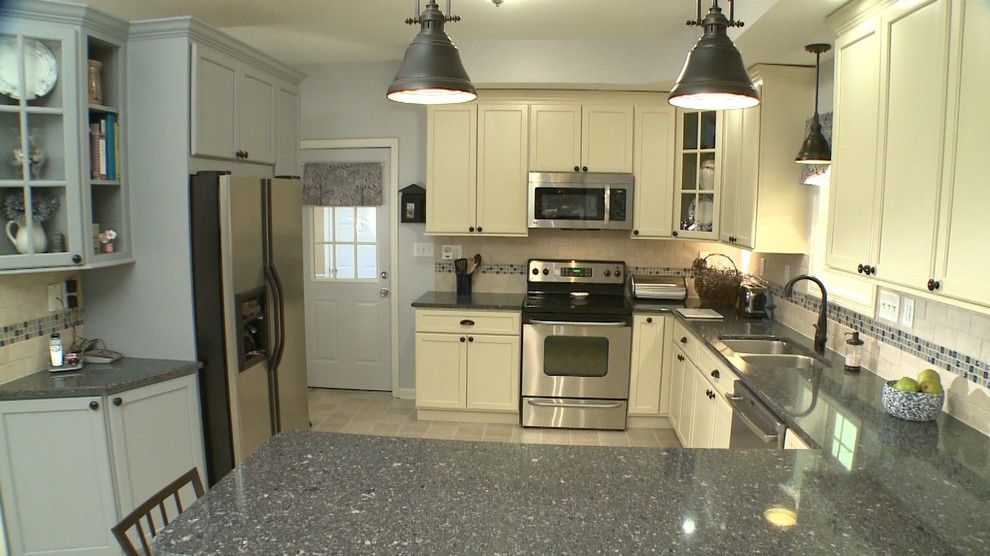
{"left": 0, "top": 358, "right": 199, "bottom": 400}
{"left": 412, "top": 291, "right": 525, "bottom": 311}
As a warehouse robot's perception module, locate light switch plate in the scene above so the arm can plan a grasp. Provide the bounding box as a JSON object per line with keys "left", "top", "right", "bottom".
{"left": 900, "top": 297, "right": 915, "bottom": 328}
{"left": 441, "top": 244, "right": 462, "bottom": 261}
{"left": 878, "top": 290, "right": 900, "bottom": 323}
{"left": 47, "top": 283, "right": 63, "bottom": 312}
{"left": 413, "top": 243, "right": 434, "bottom": 258}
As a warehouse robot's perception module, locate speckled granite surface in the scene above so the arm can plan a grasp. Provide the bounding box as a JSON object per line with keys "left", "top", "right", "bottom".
{"left": 0, "top": 358, "right": 199, "bottom": 400}
{"left": 155, "top": 431, "right": 985, "bottom": 555}
{"left": 412, "top": 291, "right": 525, "bottom": 311}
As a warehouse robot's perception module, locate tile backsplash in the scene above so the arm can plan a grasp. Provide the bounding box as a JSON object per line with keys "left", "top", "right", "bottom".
{"left": 0, "top": 272, "right": 84, "bottom": 384}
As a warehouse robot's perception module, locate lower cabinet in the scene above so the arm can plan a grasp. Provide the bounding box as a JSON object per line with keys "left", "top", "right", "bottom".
{"left": 415, "top": 309, "right": 521, "bottom": 416}
{"left": 670, "top": 330, "right": 737, "bottom": 449}
{"left": 0, "top": 373, "right": 206, "bottom": 555}
{"left": 628, "top": 315, "right": 667, "bottom": 416}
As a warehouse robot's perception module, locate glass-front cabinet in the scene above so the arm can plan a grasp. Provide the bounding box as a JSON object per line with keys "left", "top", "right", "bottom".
{"left": 673, "top": 110, "right": 721, "bottom": 239}
{"left": 0, "top": 4, "right": 130, "bottom": 271}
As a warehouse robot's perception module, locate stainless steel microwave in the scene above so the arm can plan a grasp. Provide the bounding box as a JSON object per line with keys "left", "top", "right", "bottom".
{"left": 527, "top": 172, "right": 634, "bottom": 230}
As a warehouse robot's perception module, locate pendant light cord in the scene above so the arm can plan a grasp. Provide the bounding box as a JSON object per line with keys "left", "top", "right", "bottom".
{"left": 813, "top": 51, "right": 821, "bottom": 118}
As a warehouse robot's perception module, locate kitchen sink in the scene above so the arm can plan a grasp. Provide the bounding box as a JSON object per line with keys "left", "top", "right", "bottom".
{"left": 737, "top": 354, "right": 818, "bottom": 370}
{"left": 720, "top": 338, "right": 804, "bottom": 355}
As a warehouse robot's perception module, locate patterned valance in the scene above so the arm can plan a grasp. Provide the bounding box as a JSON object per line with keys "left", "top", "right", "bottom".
{"left": 302, "top": 162, "right": 383, "bottom": 206}
{"left": 800, "top": 112, "right": 833, "bottom": 186}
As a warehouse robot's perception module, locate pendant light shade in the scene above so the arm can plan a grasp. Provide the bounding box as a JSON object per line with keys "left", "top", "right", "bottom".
{"left": 387, "top": 0, "right": 477, "bottom": 105}
{"left": 795, "top": 43, "right": 832, "bottom": 164}
{"left": 669, "top": 1, "right": 759, "bottom": 110}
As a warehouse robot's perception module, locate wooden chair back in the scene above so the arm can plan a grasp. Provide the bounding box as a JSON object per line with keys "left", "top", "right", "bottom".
{"left": 111, "top": 468, "right": 205, "bottom": 555}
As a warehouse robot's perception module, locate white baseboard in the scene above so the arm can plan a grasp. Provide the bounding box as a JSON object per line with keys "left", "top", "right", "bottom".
{"left": 395, "top": 388, "right": 416, "bottom": 400}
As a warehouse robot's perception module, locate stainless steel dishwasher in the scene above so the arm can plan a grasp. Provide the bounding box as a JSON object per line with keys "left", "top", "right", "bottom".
{"left": 726, "top": 381, "right": 787, "bottom": 449}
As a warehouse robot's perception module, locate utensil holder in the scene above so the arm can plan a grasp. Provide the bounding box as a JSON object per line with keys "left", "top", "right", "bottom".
{"left": 456, "top": 274, "right": 472, "bottom": 296}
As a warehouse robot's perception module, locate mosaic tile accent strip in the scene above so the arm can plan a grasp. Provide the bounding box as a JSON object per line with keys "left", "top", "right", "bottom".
{"left": 0, "top": 309, "right": 84, "bottom": 348}
{"left": 435, "top": 262, "right": 693, "bottom": 277}
{"left": 767, "top": 282, "right": 990, "bottom": 388}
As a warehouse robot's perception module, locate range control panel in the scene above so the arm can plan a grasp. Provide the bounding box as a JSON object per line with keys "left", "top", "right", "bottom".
{"left": 527, "top": 259, "right": 626, "bottom": 284}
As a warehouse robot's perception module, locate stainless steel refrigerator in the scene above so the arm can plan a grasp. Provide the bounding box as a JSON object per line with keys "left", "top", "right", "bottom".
{"left": 190, "top": 172, "right": 309, "bottom": 484}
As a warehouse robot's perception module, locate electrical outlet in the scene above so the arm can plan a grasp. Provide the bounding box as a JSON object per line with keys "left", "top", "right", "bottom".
{"left": 47, "top": 283, "right": 64, "bottom": 312}
{"left": 878, "top": 290, "right": 900, "bottom": 323}
{"left": 441, "top": 244, "right": 462, "bottom": 261}
{"left": 413, "top": 243, "right": 434, "bottom": 258}
{"left": 900, "top": 297, "right": 915, "bottom": 328}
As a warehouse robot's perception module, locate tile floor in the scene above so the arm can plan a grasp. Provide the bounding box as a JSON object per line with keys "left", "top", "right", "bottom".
{"left": 308, "top": 388, "right": 681, "bottom": 448}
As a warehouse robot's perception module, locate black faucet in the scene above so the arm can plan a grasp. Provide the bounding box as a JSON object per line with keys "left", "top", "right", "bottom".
{"left": 783, "top": 274, "right": 829, "bottom": 355}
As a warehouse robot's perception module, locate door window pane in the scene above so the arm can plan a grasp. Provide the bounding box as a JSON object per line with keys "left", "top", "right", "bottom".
{"left": 357, "top": 244, "right": 377, "bottom": 279}
{"left": 334, "top": 207, "right": 355, "bottom": 242}
{"left": 334, "top": 244, "right": 355, "bottom": 279}
{"left": 312, "top": 206, "right": 379, "bottom": 280}
{"left": 314, "top": 244, "right": 332, "bottom": 278}
{"left": 356, "top": 207, "right": 376, "bottom": 242}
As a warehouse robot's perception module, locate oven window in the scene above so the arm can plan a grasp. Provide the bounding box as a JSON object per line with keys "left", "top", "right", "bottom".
{"left": 543, "top": 336, "right": 609, "bottom": 377}
{"left": 534, "top": 188, "right": 606, "bottom": 221}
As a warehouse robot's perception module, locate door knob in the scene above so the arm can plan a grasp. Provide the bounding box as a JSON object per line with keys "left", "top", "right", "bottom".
{"left": 380, "top": 271, "right": 389, "bottom": 280}
{"left": 379, "top": 288, "right": 390, "bottom": 298}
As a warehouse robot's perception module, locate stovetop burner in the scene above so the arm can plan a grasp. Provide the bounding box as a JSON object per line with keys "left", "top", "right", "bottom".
{"left": 523, "top": 259, "right": 631, "bottom": 317}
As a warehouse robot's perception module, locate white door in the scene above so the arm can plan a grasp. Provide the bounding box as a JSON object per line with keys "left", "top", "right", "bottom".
{"left": 303, "top": 148, "right": 391, "bottom": 390}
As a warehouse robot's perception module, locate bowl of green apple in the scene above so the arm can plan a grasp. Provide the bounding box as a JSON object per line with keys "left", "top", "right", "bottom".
{"left": 882, "top": 369, "right": 945, "bottom": 422}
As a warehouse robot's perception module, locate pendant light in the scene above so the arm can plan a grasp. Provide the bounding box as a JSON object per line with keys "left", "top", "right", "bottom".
{"left": 387, "top": 0, "right": 477, "bottom": 105}
{"left": 669, "top": 0, "right": 759, "bottom": 110}
{"left": 795, "top": 43, "right": 832, "bottom": 164}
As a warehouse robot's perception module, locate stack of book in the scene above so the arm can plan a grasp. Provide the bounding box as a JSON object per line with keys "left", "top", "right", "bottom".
{"left": 89, "top": 113, "right": 120, "bottom": 181}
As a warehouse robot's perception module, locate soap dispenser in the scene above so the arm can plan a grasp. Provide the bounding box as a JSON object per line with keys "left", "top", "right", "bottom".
{"left": 844, "top": 331, "right": 864, "bottom": 372}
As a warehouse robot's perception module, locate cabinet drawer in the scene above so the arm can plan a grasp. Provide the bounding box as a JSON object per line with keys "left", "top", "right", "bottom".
{"left": 697, "top": 346, "right": 738, "bottom": 397}
{"left": 672, "top": 319, "right": 701, "bottom": 363}
{"left": 416, "top": 309, "right": 520, "bottom": 335}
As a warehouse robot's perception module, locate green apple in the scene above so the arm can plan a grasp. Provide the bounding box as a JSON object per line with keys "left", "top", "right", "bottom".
{"left": 920, "top": 380, "right": 944, "bottom": 394}
{"left": 918, "top": 369, "right": 941, "bottom": 385}
{"left": 893, "top": 377, "right": 920, "bottom": 392}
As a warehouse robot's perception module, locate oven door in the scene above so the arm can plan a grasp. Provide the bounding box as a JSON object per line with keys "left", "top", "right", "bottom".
{"left": 522, "top": 318, "right": 632, "bottom": 399}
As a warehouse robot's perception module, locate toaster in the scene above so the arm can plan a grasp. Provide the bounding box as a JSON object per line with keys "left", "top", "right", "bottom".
{"left": 737, "top": 283, "right": 769, "bottom": 317}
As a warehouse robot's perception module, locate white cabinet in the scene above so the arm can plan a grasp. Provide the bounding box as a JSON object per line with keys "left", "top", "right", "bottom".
{"left": 628, "top": 315, "right": 666, "bottom": 415}
{"left": 784, "top": 430, "right": 813, "bottom": 449}
{"left": 0, "top": 374, "right": 205, "bottom": 556}
{"left": 426, "top": 105, "right": 477, "bottom": 235}
{"left": 529, "top": 103, "right": 633, "bottom": 172}
{"left": 673, "top": 110, "right": 721, "bottom": 239}
{"left": 631, "top": 105, "right": 676, "bottom": 238}
{"left": 669, "top": 326, "right": 736, "bottom": 449}
{"left": 687, "top": 371, "right": 716, "bottom": 449}
{"left": 191, "top": 41, "right": 297, "bottom": 165}
{"left": 668, "top": 349, "right": 687, "bottom": 432}
{"left": 476, "top": 104, "right": 529, "bottom": 236}
{"left": 0, "top": 397, "right": 119, "bottom": 555}
{"left": 415, "top": 309, "right": 521, "bottom": 416}
{"left": 712, "top": 394, "right": 733, "bottom": 449}
{"left": 274, "top": 86, "right": 299, "bottom": 176}
{"left": 719, "top": 65, "right": 813, "bottom": 253}
{"left": 827, "top": 17, "right": 883, "bottom": 276}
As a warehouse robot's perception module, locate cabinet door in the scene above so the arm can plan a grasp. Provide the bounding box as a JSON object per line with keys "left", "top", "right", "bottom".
{"left": 669, "top": 350, "right": 686, "bottom": 432}
{"left": 632, "top": 105, "right": 675, "bottom": 238}
{"left": 732, "top": 100, "right": 761, "bottom": 249}
{"left": 274, "top": 85, "right": 299, "bottom": 176}
{"left": 529, "top": 104, "right": 582, "bottom": 171}
{"left": 719, "top": 108, "right": 743, "bottom": 243}
{"left": 426, "top": 105, "right": 477, "bottom": 235}
{"left": 711, "top": 393, "right": 733, "bottom": 449}
{"left": 937, "top": 0, "right": 990, "bottom": 306}
{"left": 477, "top": 104, "right": 528, "bottom": 236}
{"left": 466, "top": 334, "right": 520, "bottom": 412}
{"left": 674, "top": 110, "right": 720, "bottom": 239}
{"left": 582, "top": 104, "right": 634, "bottom": 172}
{"left": 237, "top": 66, "right": 275, "bottom": 164}
{"left": 826, "top": 20, "right": 882, "bottom": 275}
{"left": 875, "top": 0, "right": 950, "bottom": 289}
{"left": 628, "top": 315, "right": 665, "bottom": 415}
{"left": 415, "top": 332, "right": 467, "bottom": 409}
{"left": 191, "top": 42, "right": 238, "bottom": 159}
{"left": 107, "top": 374, "right": 207, "bottom": 515}
{"left": 688, "top": 371, "right": 715, "bottom": 449}
{"left": 0, "top": 397, "right": 118, "bottom": 555}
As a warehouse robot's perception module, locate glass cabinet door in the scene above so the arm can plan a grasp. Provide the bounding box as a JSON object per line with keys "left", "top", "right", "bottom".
{"left": 0, "top": 25, "right": 82, "bottom": 269}
{"left": 675, "top": 110, "right": 720, "bottom": 239}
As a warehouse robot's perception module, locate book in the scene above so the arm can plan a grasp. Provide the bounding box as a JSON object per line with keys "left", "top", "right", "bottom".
{"left": 105, "top": 113, "right": 115, "bottom": 181}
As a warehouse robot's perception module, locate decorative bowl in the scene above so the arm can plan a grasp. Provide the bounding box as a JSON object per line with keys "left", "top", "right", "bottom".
{"left": 881, "top": 381, "right": 944, "bottom": 422}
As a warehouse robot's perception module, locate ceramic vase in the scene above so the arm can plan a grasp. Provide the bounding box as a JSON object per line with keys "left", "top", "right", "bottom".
{"left": 5, "top": 218, "right": 47, "bottom": 254}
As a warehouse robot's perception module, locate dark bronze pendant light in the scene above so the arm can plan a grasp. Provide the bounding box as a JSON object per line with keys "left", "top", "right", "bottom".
{"left": 669, "top": 0, "right": 760, "bottom": 110}
{"left": 387, "top": 0, "right": 477, "bottom": 104}
{"left": 795, "top": 43, "right": 832, "bottom": 164}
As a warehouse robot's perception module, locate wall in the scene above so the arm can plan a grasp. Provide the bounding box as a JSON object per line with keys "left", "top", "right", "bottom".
{"left": 297, "top": 61, "right": 431, "bottom": 393}
{"left": 0, "top": 272, "right": 83, "bottom": 384}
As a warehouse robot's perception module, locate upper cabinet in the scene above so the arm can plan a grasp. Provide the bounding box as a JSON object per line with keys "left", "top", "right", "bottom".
{"left": 426, "top": 104, "right": 478, "bottom": 235}
{"left": 0, "top": 2, "right": 133, "bottom": 272}
{"left": 631, "top": 104, "right": 676, "bottom": 238}
{"left": 719, "top": 65, "right": 813, "bottom": 253}
{"left": 673, "top": 110, "right": 721, "bottom": 239}
{"left": 477, "top": 104, "right": 529, "bottom": 235}
{"left": 191, "top": 40, "right": 297, "bottom": 166}
{"left": 828, "top": 0, "right": 987, "bottom": 308}
{"left": 529, "top": 102, "right": 633, "bottom": 173}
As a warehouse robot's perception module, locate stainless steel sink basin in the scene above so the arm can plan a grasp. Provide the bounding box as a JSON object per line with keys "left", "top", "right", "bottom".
{"left": 737, "top": 354, "right": 818, "bottom": 369}
{"left": 720, "top": 338, "right": 803, "bottom": 355}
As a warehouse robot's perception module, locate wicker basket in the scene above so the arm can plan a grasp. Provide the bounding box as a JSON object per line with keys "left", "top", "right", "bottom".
{"left": 691, "top": 253, "right": 742, "bottom": 308}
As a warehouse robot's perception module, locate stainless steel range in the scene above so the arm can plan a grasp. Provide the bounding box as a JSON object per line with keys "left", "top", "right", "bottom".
{"left": 521, "top": 259, "right": 632, "bottom": 430}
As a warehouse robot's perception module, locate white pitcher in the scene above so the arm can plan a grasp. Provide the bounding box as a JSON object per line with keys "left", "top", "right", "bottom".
{"left": 5, "top": 219, "right": 47, "bottom": 254}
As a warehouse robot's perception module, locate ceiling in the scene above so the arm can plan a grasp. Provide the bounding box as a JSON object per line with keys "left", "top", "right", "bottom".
{"left": 82, "top": 0, "right": 847, "bottom": 86}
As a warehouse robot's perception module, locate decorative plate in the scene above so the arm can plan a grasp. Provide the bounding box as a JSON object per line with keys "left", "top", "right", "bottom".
{"left": 0, "top": 37, "right": 58, "bottom": 100}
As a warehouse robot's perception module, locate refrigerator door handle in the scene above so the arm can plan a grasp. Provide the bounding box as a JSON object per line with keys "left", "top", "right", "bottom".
{"left": 269, "top": 263, "right": 287, "bottom": 371}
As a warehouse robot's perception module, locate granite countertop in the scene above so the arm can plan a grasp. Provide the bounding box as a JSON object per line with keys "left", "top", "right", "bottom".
{"left": 155, "top": 430, "right": 985, "bottom": 555}
{"left": 0, "top": 358, "right": 200, "bottom": 400}
{"left": 412, "top": 291, "right": 525, "bottom": 311}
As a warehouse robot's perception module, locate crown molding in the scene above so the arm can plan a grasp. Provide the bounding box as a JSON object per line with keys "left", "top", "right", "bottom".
{"left": 0, "top": 0, "right": 128, "bottom": 40}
